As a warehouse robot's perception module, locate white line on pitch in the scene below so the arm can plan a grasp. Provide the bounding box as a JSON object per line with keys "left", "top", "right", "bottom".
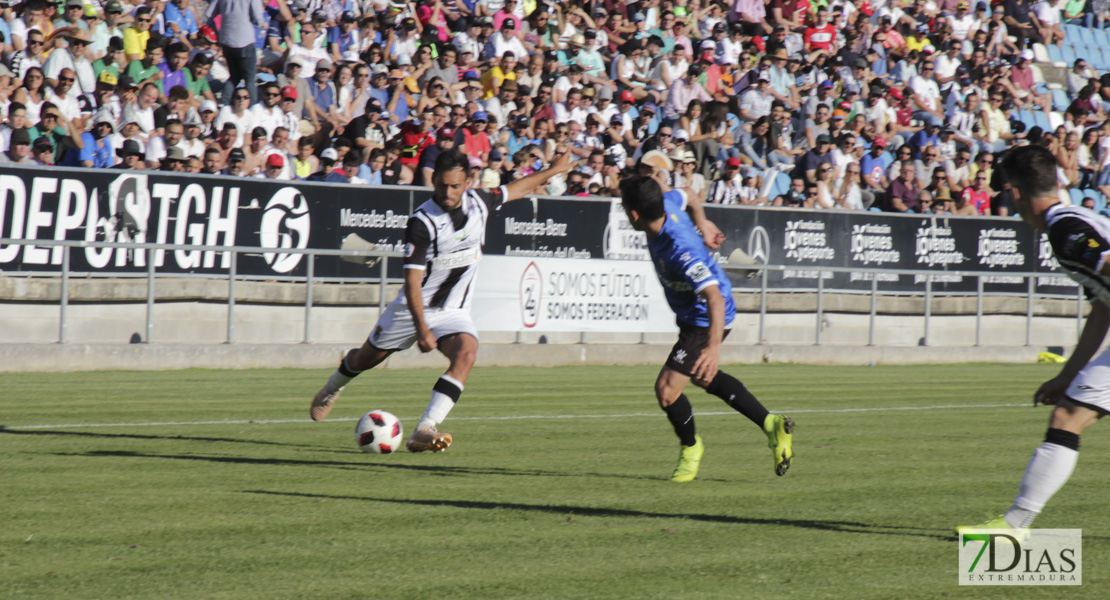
{"left": 2, "top": 403, "right": 1027, "bottom": 430}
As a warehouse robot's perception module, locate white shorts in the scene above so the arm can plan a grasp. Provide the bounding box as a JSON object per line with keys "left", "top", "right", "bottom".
{"left": 368, "top": 303, "right": 479, "bottom": 351}
{"left": 1064, "top": 348, "right": 1110, "bottom": 413}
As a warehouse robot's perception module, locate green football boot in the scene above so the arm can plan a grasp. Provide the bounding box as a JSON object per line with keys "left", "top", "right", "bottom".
{"left": 670, "top": 435, "right": 705, "bottom": 482}
{"left": 763, "top": 414, "right": 795, "bottom": 476}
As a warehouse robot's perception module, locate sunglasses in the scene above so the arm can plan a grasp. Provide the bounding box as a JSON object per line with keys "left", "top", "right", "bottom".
{"left": 59, "top": 77, "right": 75, "bottom": 83}
{"left": 266, "top": 92, "right": 280, "bottom": 97}
{"left": 29, "top": 40, "right": 44, "bottom": 46}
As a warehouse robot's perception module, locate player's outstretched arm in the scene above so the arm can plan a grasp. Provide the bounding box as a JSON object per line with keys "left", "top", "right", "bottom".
{"left": 1036, "top": 300, "right": 1110, "bottom": 405}
{"left": 690, "top": 284, "right": 725, "bottom": 383}
{"left": 504, "top": 151, "right": 577, "bottom": 202}
{"left": 684, "top": 192, "right": 725, "bottom": 250}
{"left": 403, "top": 267, "right": 437, "bottom": 353}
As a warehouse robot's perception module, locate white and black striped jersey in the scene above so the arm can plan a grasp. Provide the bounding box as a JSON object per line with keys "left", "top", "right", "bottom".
{"left": 396, "top": 186, "right": 508, "bottom": 310}
{"left": 1045, "top": 203, "right": 1110, "bottom": 306}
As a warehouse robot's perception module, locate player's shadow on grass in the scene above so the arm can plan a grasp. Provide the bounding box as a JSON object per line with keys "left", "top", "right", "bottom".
{"left": 58, "top": 450, "right": 666, "bottom": 480}
{"left": 246, "top": 489, "right": 952, "bottom": 540}
{"left": 1, "top": 427, "right": 345, "bottom": 453}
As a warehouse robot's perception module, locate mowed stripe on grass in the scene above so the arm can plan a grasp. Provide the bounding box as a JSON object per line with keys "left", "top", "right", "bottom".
{"left": 1, "top": 364, "right": 1107, "bottom": 599}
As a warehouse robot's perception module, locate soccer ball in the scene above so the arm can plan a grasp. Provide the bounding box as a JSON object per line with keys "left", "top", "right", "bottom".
{"left": 355, "top": 410, "right": 404, "bottom": 454}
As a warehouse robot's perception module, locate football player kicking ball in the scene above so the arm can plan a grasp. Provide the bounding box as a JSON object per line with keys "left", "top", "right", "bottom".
{"left": 959, "top": 145, "right": 1110, "bottom": 533}
{"left": 619, "top": 172, "right": 795, "bottom": 482}
{"left": 310, "top": 149, "right": 576, "bottom": 452}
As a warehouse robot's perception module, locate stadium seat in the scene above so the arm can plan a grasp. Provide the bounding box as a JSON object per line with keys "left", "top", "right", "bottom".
{"left": 1095, "top": 28, "right": 1110, "bottom": 48}
{"left": 1048, "top": 111, "right": 1064, "bottom": 129}
{"left": 1031, "top": 64, "right": 1046, "bottom": 84}
{"left": 1034, "top": 111, "right": 1052, "bottom": 132}
{"left": 1070, "top": 188, "right": 1084, "bottom": 206}
{"left": 1033, "top": 43, "right": 1051, "bottom": 64}
{"left": 1035, "top": 82, "right": 1049, "bottom": 95}
{"left": 1065, "top": 24, "right": 1085, "bottom": 44}
{"left": 1062, "top": 46, "right": 1077, "bottom": 67}
{"left": 1081, "top": 26, "right": 1099, "bottom": 48}
{"left": 1018, "top": 110, "right": 1035, "bottom": 130}
{"left": 1052, "top": 88, "right": 1071, "bottom": 112}
{"left": 1047, "top": 43, "right": 1065, "bottom": 65}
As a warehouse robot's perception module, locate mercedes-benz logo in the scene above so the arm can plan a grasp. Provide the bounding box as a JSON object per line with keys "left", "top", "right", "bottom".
{"left": 747, "top": 226, "right": 770, "bottom": 265}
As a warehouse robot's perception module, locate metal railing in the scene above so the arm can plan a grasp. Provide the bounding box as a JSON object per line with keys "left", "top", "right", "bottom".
{"left": 1, "top": 238, "right": 402, "bottom": 344}
{"left": 0, "top": 238, "right": 1086, "bottom": 347}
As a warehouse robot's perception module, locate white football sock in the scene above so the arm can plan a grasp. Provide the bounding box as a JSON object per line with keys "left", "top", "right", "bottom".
{"left": 417, "top": 375, "right": 464, "bottom": 430}
{"left": 326, "top": 370, "right": 352, "bottom": 393}
{"left": 1005, "top": 442, "right": 1079, "bottom": 528}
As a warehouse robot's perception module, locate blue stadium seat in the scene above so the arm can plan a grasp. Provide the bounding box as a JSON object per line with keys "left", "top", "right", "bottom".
{"left": 1065, "top": 24, "right": 1086, "bottom": 44}
{"left": 1033, "top": 111, "right": 1052, "bottom": 132}
{"left": 1062, "top": 46, "right": 1078, "bottom": 67}
{"left": 1035, "top": 82, "right": 1048, "bottom": 95}
{"left": 1052, "top": 88, "right": 1071, "bottom": 112}
{"left": 1069, "top": 188, "right": 1084, "bottom": 205}
{"left": 1018, "top": 110, "right": 1035, "bottom": 130}
{"left": 1088, "top": 47, "right": 1109, "bottom": 71}
{"left": 1047, "top": 44, "right": 1064, "bottom": 64}
{"left": 1095, "top": 28, "right": 1110, "bottom": 48}
{"left": 1081, "top": 26, "right": 1099, "bottom": 48}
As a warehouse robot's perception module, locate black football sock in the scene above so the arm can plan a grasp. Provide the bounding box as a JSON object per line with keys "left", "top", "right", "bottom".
{"left": 705, "top": 371, "right": 770, "bottom": 427}
{"left": 662, "top": 394, "right": 698, "bottom": 447}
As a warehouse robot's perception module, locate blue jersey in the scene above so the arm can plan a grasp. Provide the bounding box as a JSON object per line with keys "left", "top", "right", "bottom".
{"left": 648, "top": 190, "right": 736, "bottom": 328}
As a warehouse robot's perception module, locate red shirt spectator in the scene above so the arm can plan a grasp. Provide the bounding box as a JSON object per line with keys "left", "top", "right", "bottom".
{"left": 961, "top": 186, "right": 991, "bottom": 215}
{"left": 400, "top": 121, "right": 437, "bottom": 167}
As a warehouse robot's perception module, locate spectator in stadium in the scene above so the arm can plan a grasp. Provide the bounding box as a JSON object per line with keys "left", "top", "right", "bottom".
{"left": 206, "top": 0, "right": 266, "bottom": 105}
{"left": 0, "top": 129, "right": 35, "bottom": 165}
{"left": 419, "top": 126, "right": 456, "bottom": 187}
{"left": 708, "top": 156, "right": 745, "bottom": 205}
{"left": 112, "top": 139, "right": 146, "bottom": 169}
{"left": 887, "top": 161, "right": 921, "bottom": 213}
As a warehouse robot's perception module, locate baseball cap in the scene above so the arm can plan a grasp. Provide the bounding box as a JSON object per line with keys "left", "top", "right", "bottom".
{"left": 98, "top": 71, "right": 118, "bottom": 86}
{"left": 117, "top": 75, "right": 138, "bottom": 90}
{"left": 816, "top": 134, "right": 833, "bottom": 144}
{"left": 489, "top": 149, "right": 503, "bottom": 161}
{"left": 832, "top": 109, "right": 848, "bottom": 120}
{"left": 957, "top": 0, "right": 969, "bottom": 7}
{"left": 267, "top": 154, "right": 285, "bottom": 168}
{"left": 872, "top": 136, "right": 887, "bottom": 148}
{"left": 228, "top": 148, "right": 246, "bottom": 162}
{"left": 642, "top": 102, "right": 658, "bottom": 114}
{"left": 513, "top": 114, "right": 530, "bottom": 127}
{"left": 700, "top": 39, "right": 716, "bottom": 50}
{"left": 632, "top": 12, "right": 646, "bottom": 22}
{"left": 201, "top": 99, "right": 218, "bottom": 113}
{"left": 402, "top": 17, "right": 417, "bottom": 29}
{"left": 65, "top": 0, "right": 83, "bottom": 8}
{"left": 462, "top": 70, "right": 481, "bottom": 81}
{"left": 371, "top": 64, "right": 389, "bottom": 76}
{"left": 199, "top": 25, "right": 217, "bottom": 43}
{"left": 33, "top": 136, "right": 53, "bottom": 149}
{"left": 619, "top": 90, "right": 635, "bottom": 103}
{"left": 320, "top": 148, "right": 339, "bottom": 162}
{"left": 10, "top": 129, "right": 30, "bottom": 146}
{"left": 503, "top": 18, "right": 516, "bottom": 29}
{"left": 281, "top": 85, "right": 297, "bottom": 100}
{"left": 104, "top": 0, "right": 123, "bottom": 12}
{"left": 610, "top": 114, "right": 624, "bottom": 125}
{"left": 1020, "top": 49, "right": 1034, "bottom": 62}
{"left": 472, "top": 111, "right": 488, "bottom": 122}
{"left": 341, "top": 10, "right": 357, "bottom": 21}
{"left": 469, "top": 156, "right": 484, "bottom": 169}
{"left": 888, "top": 88, "right": 904, "bottom": 100}
{"left": 438, "top": 126, "right": 456, "bottom": 140}
{"left": 725, "top": 157, "right": 742, "bottom": 168}
{"left": 183, "top": 112, "right": 202, "bottom": 126}
{"left": 819, "top": 80, "right": 834, "bottom": 89}
{"left": 165, "top": 147, "right": 187, "bottom": 162}
{"left": 598, "top": 86, "right": 613, "bottom": 100}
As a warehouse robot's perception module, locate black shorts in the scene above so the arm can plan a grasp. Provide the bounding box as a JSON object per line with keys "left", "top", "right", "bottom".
{"left": 665, "top": 322, "right": 731, "bottom": 377}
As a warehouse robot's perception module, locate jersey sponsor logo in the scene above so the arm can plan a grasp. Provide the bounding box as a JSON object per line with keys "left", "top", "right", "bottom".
{"left": 685, "top": 261, "right": 712, "bottom": 284}
{"left": 431, "top": 246, "right": 481, "bottom": 270}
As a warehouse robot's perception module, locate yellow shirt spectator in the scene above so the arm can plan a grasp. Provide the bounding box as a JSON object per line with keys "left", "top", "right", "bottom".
{"left": 481, "top": 66, "right": 514, "bottom": 100}
{"left": 123, "top": 27, "right": 150, "bottom": 59}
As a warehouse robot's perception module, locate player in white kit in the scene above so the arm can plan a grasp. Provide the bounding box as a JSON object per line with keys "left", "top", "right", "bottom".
{"left": 959, "top": 145, "right": 1110, "bottom": 533}
{"left": 310, "top": 149, "right": 575, "bottom": 452}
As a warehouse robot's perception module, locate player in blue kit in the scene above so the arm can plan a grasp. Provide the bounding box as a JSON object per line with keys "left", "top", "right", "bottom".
{"left": 619, "top": 173, "right": 795, "bottom": 482}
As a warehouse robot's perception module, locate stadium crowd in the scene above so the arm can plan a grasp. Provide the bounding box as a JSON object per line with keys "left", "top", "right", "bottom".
{"left": 0, "top": 0, "right": 1108, "bottom": 214}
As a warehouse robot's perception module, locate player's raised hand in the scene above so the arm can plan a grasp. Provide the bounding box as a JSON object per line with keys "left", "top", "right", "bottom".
{"left": 699, "top": 220, "right": 725, "bottom": 250}
{"left": 553, "top": 147, "right": 576, "bottom": 172}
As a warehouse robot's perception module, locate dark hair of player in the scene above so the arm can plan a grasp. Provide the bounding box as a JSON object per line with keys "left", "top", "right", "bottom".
{"left": 620, "top": 175, "right": 666, "bottom": 222}
{"left": 434, "top": 148, "right": 470, "bottom": 174}
{"left": 999, "top": 145, "right": 1059, "bottom": 201}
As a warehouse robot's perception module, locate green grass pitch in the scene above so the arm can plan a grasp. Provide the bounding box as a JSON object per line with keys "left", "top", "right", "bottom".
{"left": 2, "top": 363, "right": 1107, "bottom": 599}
